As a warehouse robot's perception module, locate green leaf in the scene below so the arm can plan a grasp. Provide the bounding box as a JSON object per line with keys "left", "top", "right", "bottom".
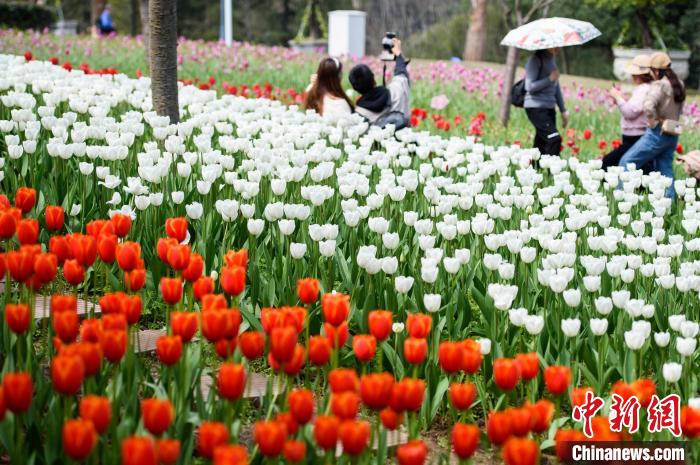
{"left": 429, "top": 377, "right": 450, "bottom": 422}
{"left": 381, "top": 342, "right": 404, "bottom": 380}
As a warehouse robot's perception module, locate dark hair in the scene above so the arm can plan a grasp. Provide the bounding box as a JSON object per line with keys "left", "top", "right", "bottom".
{"left": 656, "top": 68, "right": 686, "bottom": 103}
{"left": 348, "top": 64, "right": 375, "bottom": 95}
{"left": 304, "top": 58, "right": 354, "bottom": 114}
{"left": 633, "top": 73, "right": 652, "bottom": 84}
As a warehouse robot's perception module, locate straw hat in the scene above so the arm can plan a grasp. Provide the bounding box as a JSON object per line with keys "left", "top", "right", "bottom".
{"left": 649, "top": 52, "right": 672, "bottom": 69}
{"left": 624, "top": 54, "right": 652, "bottom": 75}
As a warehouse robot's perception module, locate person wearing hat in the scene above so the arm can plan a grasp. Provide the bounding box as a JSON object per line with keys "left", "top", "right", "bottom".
{"left": 618, "top": 51, "right": 686, "bottom": 198}
{"left": 602, "top": 54, "right": 654, "bottom": 172}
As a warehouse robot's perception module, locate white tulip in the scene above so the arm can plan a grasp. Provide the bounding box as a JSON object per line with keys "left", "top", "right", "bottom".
{"left": 454, "top": 248, "right": 471, "bottom": 264}
{"left": 70, "top": 204, "right": 81, "bottom": 216}
{"left": 319, "top": 240, "right": 336, "bottom": 258}
{"left": 498, "top": 263, "right": 515, "bottom": 280}
{"left": 278, "top": 219, "right": 295, "bottom": 236}
{"left": 290, "top": 242, "right": 307, "bottom": 259}
{"left": 382, "top": 232, "right": 400, "bottom": 250}
{"left": 477, "top": 338, "right": 491, "bottom": 355}
{"left": 669, "top": 315, "right": 687, "bottom": 332}
{"left": 424, "top": 294, "right": 441, "bottom": 312}
{"left": 171, "top": 191, "right": 184, "bottom": 204}
{"left": 680, "top": 321, "right": 700, "bottom": 338}
{"left": 654, "top": 332, "right": 670, "bottom": 347}
{"left": 392, "top": 322, "right": 405, "bottom": 334}
{"left": 247, "top": 218, "right": 264, "bottom": 236}
{"left": 590, "top": 318, "right": 608, "bottom": 336}
{"left": 508, "top": 308, "right": 528, "bottom": 327}
{"left": 519, "top": 246, "right": 537, "bottom": 263}
{"left": 561, "top": 318, "right": 581, "bottom": 337}
{"left": 443, "top": 257, "right": 461, "bottom": 274}
{"left": 563, "top": 288, "right": 581, "bottom": 307}
{"left": 676, "top": 337, "right": 697, "bottom": 357}
{"left": 662, "top": 362, "right": 682, "bottom": 383}
{"left": 79, "top": 162, "right": 94, "bottom": 175}
{"left": 583, "top": 275, "right": 601, "bottom": 292}
{"left": 624, "top": 330, "right": 646, "bottom": 350}
{"left": 381, "top": 257, "right": 398, "bottom": 275}
{"left": 185, "top": 202, "right": 203, "bottom": 219}
{"left": 134, "top": 195, "right": 150, "bottom": 210}
{"left": 421, "top": 266, "right": 438, "bottom": 284}
{"left": 525, "top": 315, "right": 544, "bottom": 335}
{"left": 395, "top": 276, "right": 414, "bottom": 294}
{"left": 611, "top": 290, "right": 631, "bottom": 309}
{"left": 631, "top": 320, "right": 651, "bottom": 338}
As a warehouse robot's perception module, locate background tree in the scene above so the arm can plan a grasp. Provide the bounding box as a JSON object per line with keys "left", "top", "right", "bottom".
{"left": 140, "top": 0, "right": 149, "bottom": 52}
{"left": 90, "top": 0, "right": 104, "bottom": 34}
{"left": 149, "top": 0, "right": 179, "bottom": 123}
{"left": 497, "top": 0, "right": 554, "bottom": 126}
{"left": 463, "top": 0, "right": 487, "bottom": 61}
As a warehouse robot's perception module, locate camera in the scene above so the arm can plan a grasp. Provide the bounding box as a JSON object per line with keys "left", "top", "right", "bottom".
{"left": 380, "top": 32, "right": 397, "bottom": 61}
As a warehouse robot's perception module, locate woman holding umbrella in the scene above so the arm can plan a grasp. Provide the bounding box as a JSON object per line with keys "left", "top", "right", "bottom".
{"left": 523, "top": 48, "right": 568, "bottom": 156}
{"left": 501, "top": 17, "right": 601, "bottom": 157}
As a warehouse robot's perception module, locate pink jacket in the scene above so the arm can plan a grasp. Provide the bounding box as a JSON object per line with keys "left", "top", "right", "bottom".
{"left": 616, "top": 83, "right": 650, "bottom": 136}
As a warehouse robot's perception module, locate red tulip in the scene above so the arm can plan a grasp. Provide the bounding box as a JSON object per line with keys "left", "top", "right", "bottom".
{"left": 283, "top": 440, "right": 306, "bottom": 463}
{"left": 50, "top": 235, "right": 72, "bottom": 264}
{"left": 529, "top": 399, "right": 555, "bottom": 434}
{"left": 583, "top": 129, "right": 592, "bottom": 140}
{"left": 360, "top": 372, "right": 394, "bottom": 410}
{"left": 331, "top": 391, "right": 360, "bottom": 419}
{"left": 494, "top": 358, "right": 521, "bottom": 391}
{"left": 79, "top": 395, "right": 112, "bottom": 434}
{"left": 51, "top": 354, "right": 85, "bottom": 395}
{"left": 544, "top": 365, "right": 571, "bottom": 396}
{"left": 452, "top": 422, "right": 480, "bottom": 459}
{"left": 508, "top": 406, "right": 534, "bottom": 437}
{"left": 201, "top": 309, "right": 227, "bottom": 342}
{"left": 554, "top": 428, "right": 587, "bottom": 462}
{"left": 308, "top": 335, "right": 331, "bottom": 365}
{"left": 515, "top": 353, "right": 539, "bottom": 381}
{"left": 380, "top": 408, "right": 402, "bottom": 430}
{"left": 352, "top": 334, "right": 377, "bottom": 362}
{"left": 281, "top": 344, "right": 306, "bottom": 376}
{"left": 3, "top": 372, "right": 33, "bottom": 413}
{"left": 34, "top": 252, "right": 58, "bottom": 284}
{"left": 157, "top": 237, "right": 178, "bottom": 263}
{"left": 124, "top": 268, "right": 146, "bottom": 292}
{"left": 313, "top": 415, "right": 339, "bottom": 450}
{"left": 63, "top": 259, "right": 85, "bottom": 286}
{"left": 61, "top": 342, "right": 102, "bottom": 377}
{"left": 182, "top": 253, "right": 203, "bottom": 282}
{"left": 254, "top": 420, "right": 287, "bottom": 457}
{"left": 110, "top": 213, "right": 132, "bottom": 238}
{"left": 321, "top": 292, "right": 350, "bottom": 325}
{"left": 70, "top": 234, "right": 97, "bottom": 267}
{"left": 121, "top": 436, "right": 157, "bottom": 465}
{"left": 571, "top": 386, "right": 594, "bottom": 409}
{"left": 328, "top": 368, "right": 359, "bottom": 393}
{"left": 404, "top": 337, "right": 427, "bottom": 365}
{"left": 270, "top": 326, "right": 297, "bottom": 363}
{"left": 86, "top": 220, "right": 115, "bottom": 238}
{"left": 45, "top": 206, "right": 65, "bottom": 231}
{"left": 223, "top": 249, "right": 247, "bottom": 268}
{"left": 487, "top": 410, "right": 512, "bottom": 445}
{"left": 368, "top": 310, "right": 392, "bottom": 341}
{"left": 438, "top": 341, "right": 463, "bottom": 373}
{"left": 53, "top": 310, "right": 79, "bottom": 343}
{"left": 449, "top": 382, "right": 476, "bottom": 410}
{"left": 339, "top": 419, "right": 370, "bottom": 455}
{"left": 16, "top": 218, "right": 39, "bottom": 245}
{"left": 15, "top": 187, "right": 36, "bottom": 213}
{"left": 197, "top": 422, "right": 229, "bottom": 459}
{"left": 141, "top": 398, "right": 174, "bottom": 436}
{"left": 63, "top": 418, "right": 97, "bottom": 460}
{"left": 100, "top": 329, "right": 127, "bottom": 363}
{"left": 213, "top": 444, "right": 248, "bottom": 465}
{"left": 160, "top": 277, "right": 183, "bottom": 305}
{"left": 288, "top": 388, "right": 314, "bottom": 424}
{"left": 395, "top": 378, "right": 425, "bottom": 412}
{"left": 165, "top": 217, "right": 188, "bottom": 242}
{"left": 218, "top": 363, "right": 246, "bottom": 401}
{"left": 167, "top": 244, "right": 191, "bottom": 271}
{"left": 170, "top": 311, "right": 198, "bottom": 342}
{"left": 156, "top": 439, "right": 180, "bottom": 465}
{"left": 192, "top": 276, "right": 214, "bottom": 300}
{"left": 681, "top": 406, "right": 700, "bottom": 438}
{"left": 5, "top": 303, "right": 30, "bottom": 334}
{"left": 406, "top": 313, "right": 432, "bottom": 338}
{"left": 0, "top": 209, "right": 18, "bottom": 239}
{"left": 297, "top": 278, "right": 320, "bottom": 304}
{"left": 116, "top": 241, "right": 141, "bottom": 272}
{"left": 239, "top": 331, "right": 265, "bottom": 359}
{"left": 220, "top": 265, "right": 245, "bottom": 296}
{"left": 324, "top": 321, "right": 348, "bottom": 349}
{"left": 156, "top": 336, "right": 183, "bottom": 366}
{"left": 397, "top": 440, "right": 428, "bottom": 465}
{"left": 502, "top": 437, "right": 539, "bottom": 465}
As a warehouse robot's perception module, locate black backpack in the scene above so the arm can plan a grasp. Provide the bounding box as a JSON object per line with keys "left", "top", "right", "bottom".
{"left": 511, "top": 54, "right": 543, "bottom": 107}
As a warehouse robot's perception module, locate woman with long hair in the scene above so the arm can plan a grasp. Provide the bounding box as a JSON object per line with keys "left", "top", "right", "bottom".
{"left": 523, "top": 48, "right": 569, "bottom": 156}
{"left": 618, "top": 52, "right": 686, "bottom": 198}
{"left": 602, "top": 54, "right": 654, "bottom": 172}
{"left": 304, "top": 57, "right": 354, "bottom": 121}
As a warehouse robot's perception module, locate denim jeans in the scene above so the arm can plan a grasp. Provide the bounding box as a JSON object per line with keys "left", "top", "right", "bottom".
{"left": 618, "top": 125, "right": 679, "bottom": 198}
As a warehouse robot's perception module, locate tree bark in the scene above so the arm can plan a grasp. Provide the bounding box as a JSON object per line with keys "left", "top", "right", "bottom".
{"left": 140, "top": 0, "right": 150, "bottom": 51}
{"left": 149, "top": 0, "right": 179, "bottom": 123}
{"left": 499, "top": 46, "right": 519, "bottom": 126}
{"left": 130, "top": 0, "right": 139, "bottom": 36}
{"left": 635, "top": 9, "right": 653, "bottom": 48}
{"left": 91, "top": 0, "right": 103, "bottom": 36}
{"left": 464, "top": 0, "right": 487, "bottom": 61}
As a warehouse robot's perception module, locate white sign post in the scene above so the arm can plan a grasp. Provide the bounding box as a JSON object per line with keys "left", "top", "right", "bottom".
{"left": 223, "top": 0, "right": 233, "bottom": 46}
{"left": 328, "top": 10, "right": 366, "bottom": 58}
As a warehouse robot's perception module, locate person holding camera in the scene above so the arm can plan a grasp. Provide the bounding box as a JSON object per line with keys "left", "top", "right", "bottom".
{"left": 348, "top": 37, "right": 410, "bottom": 130}
{"left": 524, "top": 48, "right": 568, "bottom": 156}
{"left": 304, "top": 57, "right": 354, "bottom": 122}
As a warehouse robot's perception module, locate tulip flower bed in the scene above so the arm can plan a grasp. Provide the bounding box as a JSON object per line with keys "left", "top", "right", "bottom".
{"left": 1, "top": 51, "right": 700, "bottom": 465}
{"left": 1, "top": 28, "right": 699, "bottom": 156}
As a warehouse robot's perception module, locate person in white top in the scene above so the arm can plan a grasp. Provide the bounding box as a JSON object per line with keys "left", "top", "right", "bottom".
{"left": 304, "top": 57, "right": 354, "bottom": 121}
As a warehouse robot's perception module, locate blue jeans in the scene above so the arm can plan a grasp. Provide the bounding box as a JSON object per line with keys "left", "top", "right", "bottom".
{"left": 618, "top": 125, "right": 679, "bottom": 198}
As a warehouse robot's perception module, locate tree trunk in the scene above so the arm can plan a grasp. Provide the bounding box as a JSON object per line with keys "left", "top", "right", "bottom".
{"left": 464, "top": 0, "right": 487, "bottom": 61}
{"left": 140, "top": 0, "right": 150, "bottom": 51}
{"left": 149, "top": 0, "right": 179, "bottom": 123}
{"left": 635, "top": 9, "right": 653, "bottom": 48}
{"left": 499, "top": 46, "right": 519, "bottom": 126}
{"left": 130, "top": 0, "right": 139, "bottom": 36}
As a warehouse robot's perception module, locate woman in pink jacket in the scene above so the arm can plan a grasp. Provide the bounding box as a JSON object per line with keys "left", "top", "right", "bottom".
{"left": 601, "top": 54, "right": 653, "bottom": 172}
